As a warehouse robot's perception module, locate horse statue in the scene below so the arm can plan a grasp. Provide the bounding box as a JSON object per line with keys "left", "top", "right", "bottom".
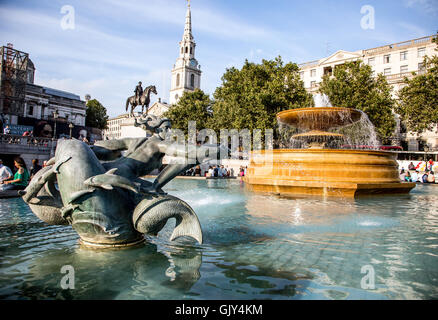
{"left": 125, "top": 85, "right": 157, "bottom": 116}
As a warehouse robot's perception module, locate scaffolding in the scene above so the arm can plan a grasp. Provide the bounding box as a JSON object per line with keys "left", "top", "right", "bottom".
{"left": 0, "top": 43, "right": 29, "bottom": 117}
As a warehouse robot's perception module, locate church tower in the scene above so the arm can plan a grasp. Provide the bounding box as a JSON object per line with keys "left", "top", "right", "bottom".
{"left": 169, "top": 1, "right": 202, "bottom": 105}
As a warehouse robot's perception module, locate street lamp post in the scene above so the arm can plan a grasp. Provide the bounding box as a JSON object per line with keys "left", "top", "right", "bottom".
{"left": 53, "top": 109, "right": 59, "bottom": 140}
{"left": 69, "top": 122, "right": 74, "bottom": 139}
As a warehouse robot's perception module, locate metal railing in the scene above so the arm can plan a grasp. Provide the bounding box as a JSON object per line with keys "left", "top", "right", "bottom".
{"left": 0, "top": 134, "right": 55, "bottom": 149}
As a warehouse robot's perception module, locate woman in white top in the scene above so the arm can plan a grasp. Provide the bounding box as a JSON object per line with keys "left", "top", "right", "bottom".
{"left": 0, "top": 159, "right": 13, "bottom": 183}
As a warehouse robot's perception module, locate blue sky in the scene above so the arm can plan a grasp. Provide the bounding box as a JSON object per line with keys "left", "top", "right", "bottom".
{"left": 0, "top": 0, "right": 437, "bottom": 117}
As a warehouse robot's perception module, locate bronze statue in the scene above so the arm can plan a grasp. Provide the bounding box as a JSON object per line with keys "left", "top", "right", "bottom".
{"left": 134, "top": 81, "right": 143, "bottom": 105}
{"left": 126, "top": 84, "right": 157, "bottom": 116}
{"left": 20, "top": 114, "right": 229, "bottom": 248}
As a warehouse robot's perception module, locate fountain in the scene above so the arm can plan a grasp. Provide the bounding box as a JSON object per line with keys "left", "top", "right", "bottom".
{"left": 245, "top": 101, "right": 416, "bottom": 197}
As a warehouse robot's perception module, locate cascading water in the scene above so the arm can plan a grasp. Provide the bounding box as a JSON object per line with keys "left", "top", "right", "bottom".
{"left": 278, "top": 94, "right": 380, "bottom": 150}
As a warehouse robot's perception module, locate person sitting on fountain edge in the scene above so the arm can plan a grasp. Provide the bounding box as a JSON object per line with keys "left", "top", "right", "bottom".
{"left": 0, "top": 157, "right": 30, "bottom": 191}
{"left": 0, "top": 159, "right": 13, "bottom": 185}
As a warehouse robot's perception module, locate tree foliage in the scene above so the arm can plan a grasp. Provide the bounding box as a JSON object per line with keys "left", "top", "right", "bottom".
{"left": 318, "top": 61, "right": 396, "bottom": 144}
{"left": 210, "top": 57, "right": 314, "bottom": 133}
{"left": 86, "top": 99, "right": 109, "bottom": 130}
{"left": 396, "top": 54, "right": 438, "bottom": 134}
{"left": 163, "top": 89, "right": 212, "bottom": 135}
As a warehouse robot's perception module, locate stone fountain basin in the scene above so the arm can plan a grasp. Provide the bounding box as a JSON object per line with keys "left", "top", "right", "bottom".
{"left": 244, "top": 149, "right": 416, "bottom": 198}
{"left": 277, "top": 107, "right": 363, "bottom": 131}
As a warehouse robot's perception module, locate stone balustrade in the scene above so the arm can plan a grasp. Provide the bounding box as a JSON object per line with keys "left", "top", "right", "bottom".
{"left": 362, "top": 36, "right": 433, "bottom": 56}
{"left": 0, "top": 134, "right": 56, "bottom": 159}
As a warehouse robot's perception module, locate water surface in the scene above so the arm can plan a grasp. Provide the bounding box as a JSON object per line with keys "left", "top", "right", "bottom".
{"left": 0, "top": 180, "right": 437, "bottom": 300}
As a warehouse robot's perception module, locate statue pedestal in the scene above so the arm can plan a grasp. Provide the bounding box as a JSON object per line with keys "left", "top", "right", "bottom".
{"left": 120, "top": 117, "right": 148, "bottom": 138}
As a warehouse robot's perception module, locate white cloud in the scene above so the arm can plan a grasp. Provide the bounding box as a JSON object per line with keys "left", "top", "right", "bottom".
{"left": 0, "top": 5, "right": 176, "bottom": 116}
{"left": 404, "top": 0, "right": 438, "bottom": 15}
{"left": 101, "top": 0, "right": 273, "bottom": 41}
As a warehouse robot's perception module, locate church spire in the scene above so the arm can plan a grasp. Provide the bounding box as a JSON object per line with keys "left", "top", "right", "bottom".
{"left": 183, "top": 0, "right": 193, "bottom": 41}
{"left": 170, "top": 0, "right": 201, "bottom": 105}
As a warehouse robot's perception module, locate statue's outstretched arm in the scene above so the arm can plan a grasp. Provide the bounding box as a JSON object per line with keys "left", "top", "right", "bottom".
{"left": 94, "top": 138, "right": 139, "bottom": 151}
{"left": 150, "top": 143, "right": 229, "bottom": 193}
{"left": 92, "top": 138, "right": 140, "bottom": 161}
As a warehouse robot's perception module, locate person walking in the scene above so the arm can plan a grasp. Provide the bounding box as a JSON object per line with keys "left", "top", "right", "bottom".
{"left": 427, "top": 159, "right": 435, "bottom": 172}
{"left": 0, "top": 157, "right": 30, "bottom": 191}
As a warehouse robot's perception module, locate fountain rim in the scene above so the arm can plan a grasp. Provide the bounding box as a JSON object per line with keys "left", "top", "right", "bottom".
{"left": 277, "top": 106, "right": 362, "bottom": 119}
{"left": 249, "top": 149, "right": 398, "bottom": 156}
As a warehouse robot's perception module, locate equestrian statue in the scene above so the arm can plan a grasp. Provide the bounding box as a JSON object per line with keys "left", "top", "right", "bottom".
{"left": 126, "top": 82, "right": 157, "bottom": 116}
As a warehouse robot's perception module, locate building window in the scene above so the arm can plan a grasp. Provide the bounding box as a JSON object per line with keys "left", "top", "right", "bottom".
{"left": 176, "top": 74, "right": 180, "bottom": 87}
{"left": 27, "top": 71, "right": 34, "bottom": 83}
{"left": 323, "top": 66, "right": 332, "bottom": 76}
{"left": 175, "top": 94, "right": 179, "bottom": 101}
{"left": 185, "top": 47, "right": 188, "bottom": 54}
{"left": 400, "top": 51, "right": 408, "bottom": 61}
{"left": 384, "top": 54, "right": 390, "bottom": 64}
{"left": 368, "top": 57, "right": 375, "bottom": 66}
{"left": 418, "top": 47, "right": 426, "bottom": 58}
{"left": 28, "top": 105, "right": 34, "bottom": 116}
{"left": 400, "top": 65, "right": 408, "bottom": 73}
{"left": 190, "top": 47, "right": 193, "bottom": 55}
{"left": 310, "top": 81, "right": 316, "bottom": 88}
{"left": 190, "top": 74, "right": 195, "bottom": 87}
{"left": 384, "top": 68, "right": 391, "bottom": 76}
{"left": 310, "top": 69, "right": 316, "bottom": 77}
{"left": 418, "top": 62, "right": 425, "bottom": 71}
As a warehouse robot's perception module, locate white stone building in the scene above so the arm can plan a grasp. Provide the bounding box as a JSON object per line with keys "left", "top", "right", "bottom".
{"left": 103, "top": 113, "right": 129, "bottom": 140}
{"left": 1, "top": 44, "right": 87, "bottom": 136}
{"left": 169, "top": 1, "right": 202, "bottom": 105}
{"left": 298, "top": 35, "right": 437, "bottom": 150}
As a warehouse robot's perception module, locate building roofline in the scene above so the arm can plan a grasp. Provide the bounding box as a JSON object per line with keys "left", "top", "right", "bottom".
{"left": 298, "top": 35, "right": 436, "bottom": 68}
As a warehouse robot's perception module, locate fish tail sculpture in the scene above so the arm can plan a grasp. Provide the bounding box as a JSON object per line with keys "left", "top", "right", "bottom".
{"left": 133, "top": 195, "right": 203, "bottom": 244}
{"left": 23, "top": 138, "right": 204, "bottom": 248}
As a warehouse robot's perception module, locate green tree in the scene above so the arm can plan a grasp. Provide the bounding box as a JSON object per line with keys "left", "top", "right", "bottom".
{"left": 318, "top": 61, "right": 396, "bottom": 144}
{"left": 163, "top": 89, "right": 212, "bottom": 135}
{"left": 211, "top": 57, "right": 314, "bottom": 134}
{"left": 396, "top": 54, "right": 438, "bottom": 135}
{"left": 86, "top": 99, "right": 109, "bottom": 130}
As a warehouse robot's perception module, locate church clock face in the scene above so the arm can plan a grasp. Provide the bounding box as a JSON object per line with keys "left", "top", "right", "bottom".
{"left": 190, "top": 59, "right": 197, "bottom": 67}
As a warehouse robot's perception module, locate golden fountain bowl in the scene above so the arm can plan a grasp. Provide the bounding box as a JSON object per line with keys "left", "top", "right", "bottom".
{"left": 277, "top": 107, "right": 362, "bottom": 131}
{"left": 292, "top": 130, "right": 344, "bottom": 140}
{"left": 244, "top": 106, "right": 416, "bottom": 198}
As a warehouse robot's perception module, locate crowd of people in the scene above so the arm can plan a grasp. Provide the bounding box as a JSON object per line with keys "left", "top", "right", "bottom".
{"left": 0, "top": 158, "right": 42, "bottom": 192}
{"left": 182, "top": 165, "right": 249, "bottom": 179}
{"left": 400, "top": 159, "right": 436, "bottom": 184}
